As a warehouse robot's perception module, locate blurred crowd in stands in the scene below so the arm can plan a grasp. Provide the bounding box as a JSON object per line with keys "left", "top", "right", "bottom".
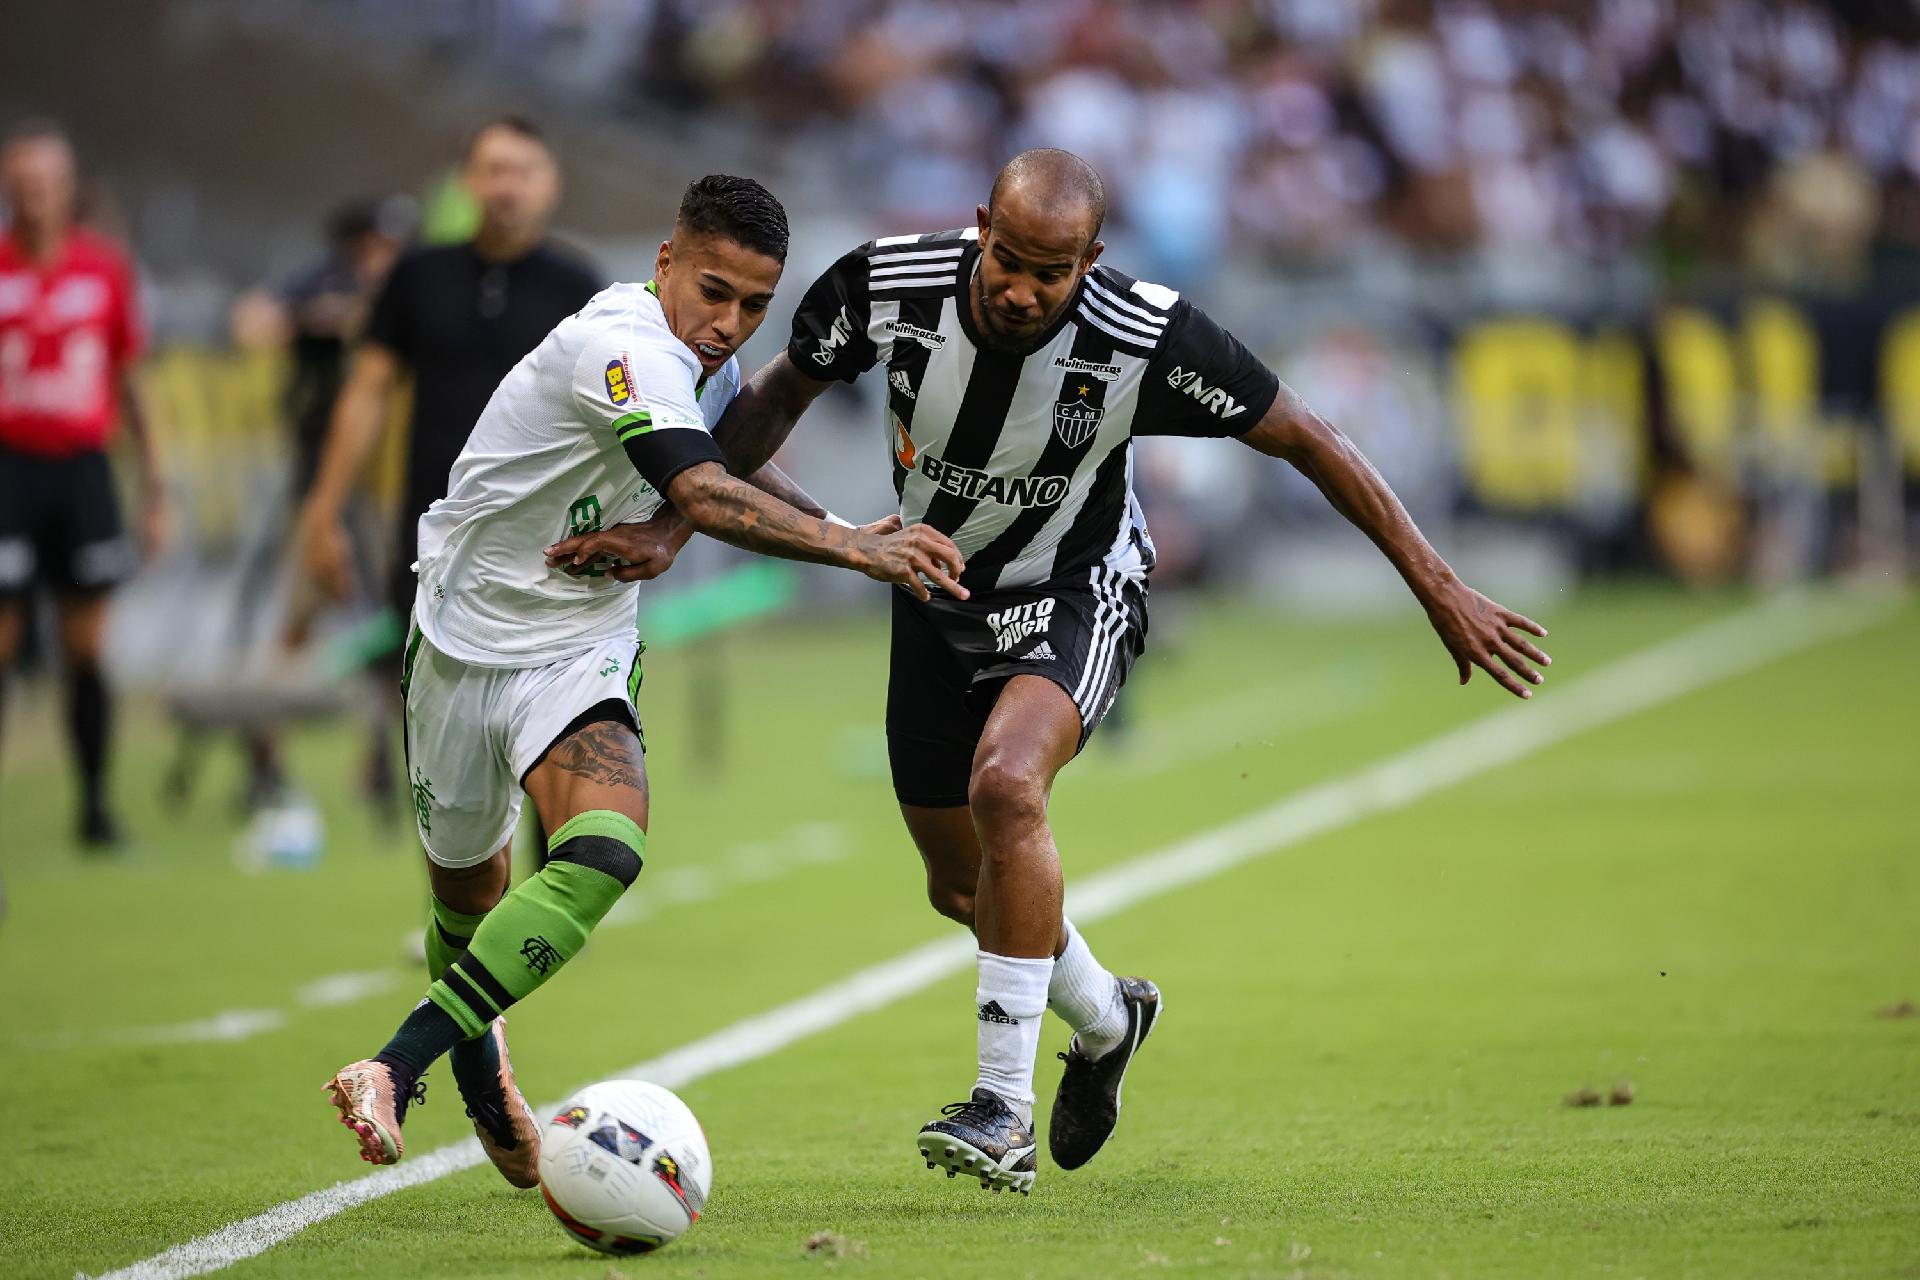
{"left": 620, "top": 0, "right": 1920, "bottom": 287}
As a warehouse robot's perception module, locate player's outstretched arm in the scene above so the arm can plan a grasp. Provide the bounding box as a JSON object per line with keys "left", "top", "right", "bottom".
{"left": 625, "top": 354, "right": 839, "bottom": 556}
{"left": 1238, "top": 383, "right": 1551, "bottom": 699}
{"left": 662, "top": 461, "right": 967, "bottom": 601}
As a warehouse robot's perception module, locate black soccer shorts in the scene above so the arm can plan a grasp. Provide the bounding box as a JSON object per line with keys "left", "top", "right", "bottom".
{"left": 886, "top": 565, "right": 1148, "bottom": 808}
{"left": 0, "top": 445, "right": 135, "bottom": 601}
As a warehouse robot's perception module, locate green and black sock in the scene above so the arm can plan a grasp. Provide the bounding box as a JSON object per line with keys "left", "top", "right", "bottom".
{"left": 376, "top": 811, "right": 645, "bottom": 1080}
{"left": 426, "top": 896, "right": 488, "bottom": 982}
{"left": 423, "top": 896, "right": 499, "bottom": 1086}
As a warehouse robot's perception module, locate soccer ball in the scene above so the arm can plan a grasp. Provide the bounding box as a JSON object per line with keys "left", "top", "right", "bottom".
{"left": 537, "top": 1079, "right": 712, "bottom": 1255}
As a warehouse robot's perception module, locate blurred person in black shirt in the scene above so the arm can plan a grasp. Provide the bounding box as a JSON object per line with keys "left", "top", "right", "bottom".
{"left": 297, "top": 117, "right": 602, "bottom": 810}
{"left": 221, "top": 198, "right": 410, "bottom": 809}
{"left": 274, "top": 198, "right": 412, "bottom": 500}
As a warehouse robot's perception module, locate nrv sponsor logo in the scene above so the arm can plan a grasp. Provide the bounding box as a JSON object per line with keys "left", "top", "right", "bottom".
{"left": 812, "top": 305, "right": 855, "bottom": 366}
{"left": 919, "top": 454, "right": 1068, "bottom": 508}
{"left": 1165, "top": 366, "right": 1251, "bottom": 420}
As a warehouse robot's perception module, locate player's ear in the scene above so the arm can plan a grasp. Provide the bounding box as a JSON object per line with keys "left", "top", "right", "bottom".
{"left": 653, "top": 240, "right": 672, "bottom": 282}
{"left": 975, "top": 203, "right": 992, "bottom": 243}
{"left": 1080, "top": 240, "right": 1105, "bottom": 275}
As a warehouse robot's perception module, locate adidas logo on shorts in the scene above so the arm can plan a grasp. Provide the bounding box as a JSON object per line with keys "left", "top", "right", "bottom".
{"left": 1023, "top": 642, "right": 1057, "bottom": 662}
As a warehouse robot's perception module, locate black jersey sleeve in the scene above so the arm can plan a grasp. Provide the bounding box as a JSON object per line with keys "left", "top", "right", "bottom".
{"left": 787, "top": 247, "right": 878, "bottom": 383}
{"left": 1135, "top": 302, "right": 1280, "bottom": 438}
{"left": 361, "top": 251, "right": 417, "bottom": 358}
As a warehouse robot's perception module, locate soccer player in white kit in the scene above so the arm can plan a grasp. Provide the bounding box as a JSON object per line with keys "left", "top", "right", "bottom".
{"left": 323, "top": 176, "right": 966, "bottom": 1183}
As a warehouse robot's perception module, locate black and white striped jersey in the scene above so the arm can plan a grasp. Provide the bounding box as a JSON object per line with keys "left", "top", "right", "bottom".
{"left": 786, "top": 227, "right": 1280, "bottom": 592}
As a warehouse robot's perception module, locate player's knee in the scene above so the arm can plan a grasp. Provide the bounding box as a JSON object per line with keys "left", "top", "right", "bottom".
{"left": 57, "top": 602, "right": 108, "bottom": 666}
{"left": 430, "top": 850, "right": 510, "bottom": 915}
{"left": 967, "top": 752, "right": 1046, "bottom": 835}
{"left": 545, "top": 809, "right": 645, "bottom": 889}
{"left": 926, "top": 876, "right": 976, "bottom": 927}
{"left": 63, "top": 637, "right": 104, "bottom": 670}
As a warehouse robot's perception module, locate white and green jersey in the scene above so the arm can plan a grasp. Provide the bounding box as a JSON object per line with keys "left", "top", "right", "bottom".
{"left": 413, "top": 281, "right": 736, "bottom": 667}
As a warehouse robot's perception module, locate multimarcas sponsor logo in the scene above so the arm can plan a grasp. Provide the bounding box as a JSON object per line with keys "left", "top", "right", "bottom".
{"left": 1052, "top": 354, "right": 1122, "bottom": 381}
{"left": 919, "top": 453, "right": 1069, "bottom": 507}
{"left": 885, "top": 319, "right": 946, "bottom": 349}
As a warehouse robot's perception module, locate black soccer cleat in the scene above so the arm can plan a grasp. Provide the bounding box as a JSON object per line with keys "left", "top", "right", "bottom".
{"left": 917, "top": 1088, "right": 1037, "bottom": 1195}
{"left": 1049, "top": 975, "right": 1161, "bottom": 1170}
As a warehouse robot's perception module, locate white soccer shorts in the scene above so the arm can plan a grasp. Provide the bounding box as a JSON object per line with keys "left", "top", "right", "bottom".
{"left": 400, "top": 630, "right": 642, "bottom": 868}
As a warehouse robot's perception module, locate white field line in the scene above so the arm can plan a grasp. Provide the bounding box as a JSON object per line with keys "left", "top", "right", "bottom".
{"left": 82, "top": 590, "right": 1902, "bottom": 1280}
{"left": 20, "top": 973, "right": 393, "bottom": 1051}
{"left": 293, "top": 971, "right": 399, "bottom": 1009}
{"left": 17, "top": 824, "right": 849, "bottom": 1053}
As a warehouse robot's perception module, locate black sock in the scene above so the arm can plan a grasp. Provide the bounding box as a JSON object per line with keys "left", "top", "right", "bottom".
{"left": 449, "top": 1022, "right": 502, "bottom": 1093}
{"left": 375, "top": 998, "right": 468, "bottom": 1083}
{"left": 67, "top": 665, "right": 109, "bottom": 813}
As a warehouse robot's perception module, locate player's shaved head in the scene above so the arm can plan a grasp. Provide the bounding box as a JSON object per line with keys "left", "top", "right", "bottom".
{"left": 971, "top": 149, "right": 1106, "bottom": 351}
{"left": 988, "top": 148, "right": 1106, "bottom": 248}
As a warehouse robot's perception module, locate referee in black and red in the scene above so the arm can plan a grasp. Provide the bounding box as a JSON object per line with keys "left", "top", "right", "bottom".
{"left": 0, "top": 120, "right": 168, "bottom": 851}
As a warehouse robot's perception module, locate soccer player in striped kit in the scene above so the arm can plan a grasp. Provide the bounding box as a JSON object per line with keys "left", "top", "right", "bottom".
{"left": 591, "top": 149, "right": 1552, "bottom": 1195}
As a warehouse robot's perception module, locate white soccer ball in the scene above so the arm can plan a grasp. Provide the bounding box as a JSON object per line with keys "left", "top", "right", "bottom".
{"left": 537, "top": 1079, "right": 712, "bottom": 1255}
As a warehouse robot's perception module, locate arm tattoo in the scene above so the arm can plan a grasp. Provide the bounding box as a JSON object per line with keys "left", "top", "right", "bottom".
{"left": 546, "top": 721, "right": 646, "bottom": 791}
{"left": 695, "top": 475, "right": 849, "bottom": 566}
{"left": 744, "top": 461, "right": 826, "bottom": 517}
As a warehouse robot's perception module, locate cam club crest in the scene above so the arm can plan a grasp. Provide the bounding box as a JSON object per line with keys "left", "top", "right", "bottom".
{"left": 1053, "top": 395, "right": 1102, "bottom": 448}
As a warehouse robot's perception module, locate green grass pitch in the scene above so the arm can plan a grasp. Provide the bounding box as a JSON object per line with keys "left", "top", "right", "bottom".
{"left": 1, "top": 586, "right": 1915, "bottom": 1278}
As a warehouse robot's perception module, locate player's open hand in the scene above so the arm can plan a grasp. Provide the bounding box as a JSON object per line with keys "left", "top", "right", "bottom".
{"left": 1422, "top": 579, "right": 1551, "bottom": 699}
{"left": 545, "top": 520, "right": 681, "bottom": 583}
{"left": 857, "top": 520, "right": 967, "bottom": 601}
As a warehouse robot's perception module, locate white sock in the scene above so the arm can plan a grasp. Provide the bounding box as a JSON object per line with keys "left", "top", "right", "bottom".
{"left": 973, "top": 950, "right": 1053, "bottom": 1121}
{"left": 1048, "top": 918, "right": 1128, "bottom": 1060}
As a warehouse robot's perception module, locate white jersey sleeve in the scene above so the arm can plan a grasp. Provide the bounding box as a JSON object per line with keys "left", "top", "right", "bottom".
{"left": 571, "top": 312, "right": 725, "bottom": 495}
{"left": 411, "top": 283, "right": 736, "bottom": 668}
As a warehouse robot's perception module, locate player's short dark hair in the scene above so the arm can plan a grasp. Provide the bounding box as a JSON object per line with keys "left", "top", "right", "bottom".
{"left": 989, "top": 148, "right": 1107, "bottom": 244}
{"left": 675, "top": 174, "right": 789, "bottom": 263}
{"left": 461, "top": 114, "right": 551, "bottom": 162}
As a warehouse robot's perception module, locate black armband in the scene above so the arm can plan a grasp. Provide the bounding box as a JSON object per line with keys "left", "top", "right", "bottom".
{"left": 622, "top": 426, "right": 727, "bottom": 494}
